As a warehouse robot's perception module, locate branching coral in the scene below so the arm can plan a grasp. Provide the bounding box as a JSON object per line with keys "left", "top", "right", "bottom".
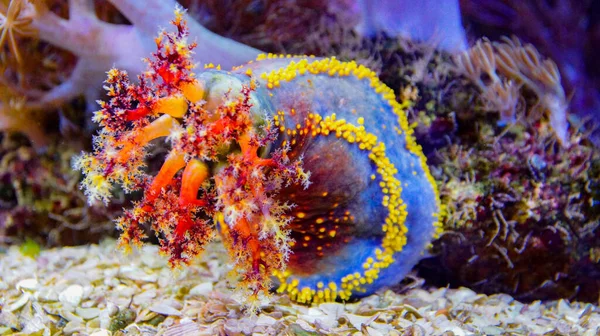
{"left": 76, "top": 11, "right": 441, "bottom": 308}
{"left": 454, "top": 37, "right": 568, "bottom": 144}
{"left": 0, "top": 0, "right": 260, "bottom": 114}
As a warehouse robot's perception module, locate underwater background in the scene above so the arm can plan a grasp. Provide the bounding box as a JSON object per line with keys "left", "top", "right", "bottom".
{"left": 1, "top": 0, "right": 599, "bottom": 334}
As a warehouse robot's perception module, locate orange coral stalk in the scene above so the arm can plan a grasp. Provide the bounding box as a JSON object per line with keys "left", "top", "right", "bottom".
{"left": 180, "top": 159, "right": 209, "bottom": 207}
{"left": 180, "top": 80, "right": 205, "bottom": 103}
{"left": 147, "top": 151, "right": 186, "bottom": 201}
{"left": 154, "top": 95, "right": 188, "bottom": 118}
{"left": 136, "top": 114, "right": 178, "bottom": 143}
{"left": 116, "top": 114, "right": 178, "bottom": 163}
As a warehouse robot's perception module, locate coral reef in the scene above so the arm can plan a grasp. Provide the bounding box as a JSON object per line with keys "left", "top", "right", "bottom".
{"left": 1, "top": 0, "right": 597, "bottom": 308}
{"left": 75, "top": 12, "right": 441, "bottom": 308}
{"left": 384, "top": 35, "right": 600, "bottom": 302}
{"left": 0, "top": 133, "right": 120, "bottom": 246}
{"left": 427, "top": 126, "right": 600, "bottom": 302}
{"left": 0, "top": 0, "right": 265, "bottom": 245}
{"left": 0, "top": 0, "right": 374, "bottom": 247}
{"left": 0, "top": 0, "right": 468, "bottom": 145}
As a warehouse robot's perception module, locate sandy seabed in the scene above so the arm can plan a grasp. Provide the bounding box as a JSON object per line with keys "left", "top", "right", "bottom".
{"left": 1, "top": 239, "right": 599, "bottom": 336}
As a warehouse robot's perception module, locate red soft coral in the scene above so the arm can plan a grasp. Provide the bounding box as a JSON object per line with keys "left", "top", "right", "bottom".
{"left": 75, "top": 11, "right": 308, "bottom": 308}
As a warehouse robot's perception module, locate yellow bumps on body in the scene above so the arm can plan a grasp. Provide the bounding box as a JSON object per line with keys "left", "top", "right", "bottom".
{"left": 247, "top": 55, "right": 442, "bottom": 304}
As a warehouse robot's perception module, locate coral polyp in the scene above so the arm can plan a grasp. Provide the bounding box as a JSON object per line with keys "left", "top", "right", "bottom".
{"left": 76, "top": 11, "right": 441, "bottom": 307}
